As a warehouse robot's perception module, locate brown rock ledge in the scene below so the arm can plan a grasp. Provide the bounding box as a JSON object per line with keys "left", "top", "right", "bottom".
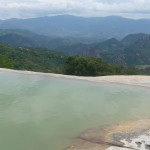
{"left": 66, "top": 120, "right": 150, "bottom": 150}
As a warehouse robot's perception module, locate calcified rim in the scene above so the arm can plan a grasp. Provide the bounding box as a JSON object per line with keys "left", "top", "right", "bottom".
{"left": 67, "top": 120, "right": 150, "bottom": 150}
{"left": 0, "top": 68, "right": 150, "bottom": 88}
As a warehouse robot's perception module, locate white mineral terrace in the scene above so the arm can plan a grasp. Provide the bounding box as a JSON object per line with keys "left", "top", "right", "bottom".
{"left": 107, "top": 132, "right": 150, "bottom": 150}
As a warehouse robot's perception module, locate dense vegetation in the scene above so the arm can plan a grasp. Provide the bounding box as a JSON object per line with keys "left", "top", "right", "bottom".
{"left": 135, "top": 65, "right": 150, "bottom": 75}
{"left": 0, "top": 53, "right": 13, "bottom": 68}
{"left": 0, "top": 42, "right": 66, "bottom": 73}
{"left": 64, "top": 56, "right": 136, "bottom": 76}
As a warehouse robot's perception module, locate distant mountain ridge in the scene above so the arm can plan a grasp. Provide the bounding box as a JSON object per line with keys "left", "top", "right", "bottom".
{"left": 1, "top": 15, "right": 150, "bottom": 39}
{"left": 0, "top": 29, "right": 99, "bottom": 49}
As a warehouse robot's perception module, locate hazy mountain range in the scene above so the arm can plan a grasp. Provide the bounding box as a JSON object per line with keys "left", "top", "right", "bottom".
{"left": 0, "top": 28, "right": 150, "bottom": 66}
{"left": 0, "top": 15, "right": 150, "bottom": 66}
{"left": 0, "top": 15, "right": 150, "bottom": 39}
{"left": 0, "top": 29, "right": 97, "bottom": 49}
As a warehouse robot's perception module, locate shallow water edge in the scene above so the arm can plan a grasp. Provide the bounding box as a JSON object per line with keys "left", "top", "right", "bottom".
{"left": 0, "top": 68, "right": 150, "bottom": 88}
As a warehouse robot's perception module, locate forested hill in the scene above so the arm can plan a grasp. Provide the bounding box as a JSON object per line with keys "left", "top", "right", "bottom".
{"left": 0, "top": 42, "right": 139, "bottom": 76}
{"left": 0, "top": 30, "right": 150, "bottom": 66}
{"left": 0, "top": 29, "right": 94, "bottom": 49}
{"left": 0, "top": 42, "right": 66, "bottom": 73}
{"left": 57, "top": 33, "right": 150, "bottom": 66}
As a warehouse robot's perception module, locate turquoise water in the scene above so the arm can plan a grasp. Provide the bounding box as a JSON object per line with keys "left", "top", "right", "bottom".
{"left": 0, "top": 70, "right": 150, "bottom": 150}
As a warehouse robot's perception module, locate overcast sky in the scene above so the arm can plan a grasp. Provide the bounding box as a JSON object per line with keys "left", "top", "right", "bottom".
{"left": 0, "top": 0, "right": 150, "bottom": 19}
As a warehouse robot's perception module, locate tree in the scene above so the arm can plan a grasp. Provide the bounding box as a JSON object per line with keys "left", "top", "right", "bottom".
{"left": 64, "top": 56, "right": 115, "bottom": 76}
{"left": 0, "top": 53, "right": 14, "bottom": 68}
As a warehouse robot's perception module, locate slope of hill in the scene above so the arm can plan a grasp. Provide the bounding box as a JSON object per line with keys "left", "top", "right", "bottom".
{"left": 0, "top": 29, "right": 100, "bottom": 49}
{"left": 57, "top": 33, "right": 150, "bottom": 66}
{"left": 57, "top": 38, "right": 123, "bottom": 53}
{"left": 0, "top": 42, "right": 137, "bottom": 76}
{"left": 1, "top": 15, "right": 150, "bottom": 39}
{"left": 122, "top": 34, "right": 150, "bottom": 65}
{"left": 0, "top": 29, "right": 150, "bottom": 67}
{"left": 0, "top": 42, "right": 66, "bottom": 73}
{"left": 121, "top": 33, "right": 150, "bottom": 46}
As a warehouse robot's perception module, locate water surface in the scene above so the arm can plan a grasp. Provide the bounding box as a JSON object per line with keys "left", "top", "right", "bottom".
{"left": 0, "top": 71, "right": 150, "bottom": 150}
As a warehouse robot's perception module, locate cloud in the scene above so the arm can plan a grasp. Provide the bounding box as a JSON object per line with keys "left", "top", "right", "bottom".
{"left": 0, "top": 0, "right": 150, "bottom": 19}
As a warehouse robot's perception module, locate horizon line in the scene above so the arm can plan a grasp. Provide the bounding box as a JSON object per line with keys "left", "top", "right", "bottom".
{"left": 1, "top": 14, "right": 150, "bottom": 21}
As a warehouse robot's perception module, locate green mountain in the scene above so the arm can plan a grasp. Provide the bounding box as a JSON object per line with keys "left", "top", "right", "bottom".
{"left": 122, "top": 34, "right": 150, "bottom": 65}
{"left": 0, "top": 42, "right": 66, "bottom": 73}
{"left": 57, "top": 33, "right": 150, "bottom": 66}
{"left": 0, "top": 29, "right": 76, "bottom": 49}
{"left": 121, "top": 33, "right": 150, "bottom": 46}
{"left": 1, "top": 31, "right": 150, "bottom": 72}
{"left": 0, "top": 29, "right": 103, "bottom": 49}
{"left": 57, "top": 38, "right": 123, "bottom": 54}
{"left": 0, "top": 42, "right": 138, "bottom": 76}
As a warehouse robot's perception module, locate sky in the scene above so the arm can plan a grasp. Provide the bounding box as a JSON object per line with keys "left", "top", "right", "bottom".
{"left": 0, "top": 0, "right": 150, "bottom": 19}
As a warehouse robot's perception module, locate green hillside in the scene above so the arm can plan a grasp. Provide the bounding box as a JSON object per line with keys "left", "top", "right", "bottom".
{"left": 57, "top": 33, "right": 150, "bottom": 66}
{"left": 0, "top": 42, "right": 138, "bottom": 76}
{"left": 0, "top": 29, "right": 100, "bottom": 50}
{"left": 64, "top": 56, "right": 136, "bottom": 76}
{"left": 0, "top": 42, "right": 66, "bottom": 73}
{"left": 1, "top": 30, "right": 150, "bottom": 68}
